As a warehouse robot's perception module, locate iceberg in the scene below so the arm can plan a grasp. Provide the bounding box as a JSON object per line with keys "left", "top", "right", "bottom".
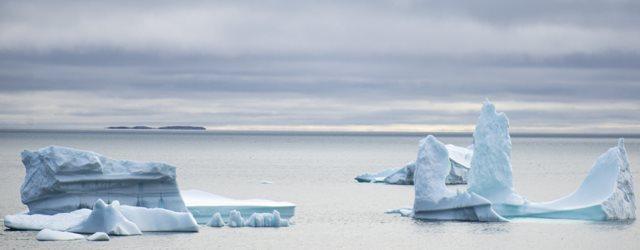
{"left": 467, "top": 100, "right": 525, "bottom": 206}
{"left": 355, "top": 144, "right": 472, "bottom": 185}
{"left": 499, "top": 139, "right": 635, "bottom": 220}
{"left": 181, "top": 189, "right": 295, "bottom": 224}
{"left": 411, "top": 135, "right": 505, "bottom": 222}
{"left": 466, "top": 100, "right": 635, "bottom": 221}
{"left": 36, "top": 229, "right": 85, "bottom": 241}
{"left": 20, "top": 146, "right": 188, "bottom": 215}
{"left": 87, "top": 232, "right": 110, "bottom": 241}
{"left": 68, "top": 199, "right": 142, "bottom": 236}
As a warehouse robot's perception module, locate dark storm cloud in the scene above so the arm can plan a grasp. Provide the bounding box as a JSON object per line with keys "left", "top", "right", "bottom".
{"left": 0, "top": 0, "right": 639, "bottom": 132}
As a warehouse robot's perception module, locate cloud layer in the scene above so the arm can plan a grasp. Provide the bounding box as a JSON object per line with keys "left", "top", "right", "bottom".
{"left": 1, "top": 1, "right": 639, "bottom": 132}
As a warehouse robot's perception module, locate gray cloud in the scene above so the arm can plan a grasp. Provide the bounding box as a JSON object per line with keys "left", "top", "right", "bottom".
{"left": 0, "top": 1, "right": 639, "bottom": 132}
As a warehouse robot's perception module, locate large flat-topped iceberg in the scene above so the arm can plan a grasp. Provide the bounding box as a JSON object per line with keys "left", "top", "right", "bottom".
{"left": 355, "top": 144, "right": 472, "bottom": 185}
{"left": 181, "top": 189, "right": 296, "bottom": 224}
{"left": 20, "top": 146, "right": 188, "bottom": 214}
{"left": 412, "top": 135, "right": 505, "bottom": 222}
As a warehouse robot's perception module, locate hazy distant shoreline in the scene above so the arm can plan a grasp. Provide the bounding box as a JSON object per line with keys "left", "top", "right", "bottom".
{"left": 0, "top": 128, "right": 639, "bottom": 139}
{"left": 107, "top": 126, "right": 206, "bottom": 130}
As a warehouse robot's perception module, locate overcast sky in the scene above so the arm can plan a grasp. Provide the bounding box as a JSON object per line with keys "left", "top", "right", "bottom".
{"left": 1, "top": 0, "right": 639, "bottom": 133}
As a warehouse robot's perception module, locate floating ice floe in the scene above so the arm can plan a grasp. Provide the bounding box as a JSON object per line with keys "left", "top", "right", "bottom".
{"left": 20, "top": 146, "right": 188, "bottom": 215}
{"left": 87, "top": 232, "right": 110, "bottom": 241}
{"left": 411, "top": 135, "right": 505, "bottom": 222}
{"left": 4, "top": 199, "right": 199, "bottom": 233}
{"left": 36, "top": 229, "right": 85, "bottom": 241}
{"left": 181, "top": 189, "right": 295, "bottom": 224}
{"left": 4, "top": 209, "right": 91, "bottom": 231}
{"left": 68, "top": 199, "right": 142, "bottom": 236}
{"left": 396, "top": 100, "right": 635, "bottom": 222}
{"left": 355, "top": 144, "right": 472, "bottom": 185}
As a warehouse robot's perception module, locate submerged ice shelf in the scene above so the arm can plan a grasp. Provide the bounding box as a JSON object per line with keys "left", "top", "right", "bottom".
{"left": 20, "top": 146, "right": 188, "bottom": 214}
{"left": 355, "top": 144, "right": 472, "bottom": 185}
{"left": 181, "top": 189, "right": 296, "bottom": 224}
{"left": 392, "top": 100, "right": 635, "bottom": 222}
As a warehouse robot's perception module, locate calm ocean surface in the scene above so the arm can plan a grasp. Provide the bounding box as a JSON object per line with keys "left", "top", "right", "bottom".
{"left": 0, "top": 130, "right": 638, "bottom": 249}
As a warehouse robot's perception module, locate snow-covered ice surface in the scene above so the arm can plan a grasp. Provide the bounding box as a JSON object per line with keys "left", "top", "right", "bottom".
{"left": 4, "top": 201, "right": 199, "bottom": 232}
{"left": 86, "top": 232, "right": 110, "bottom": 241}
{"left": 355, "top": 144, "right": 472, "bottom": 185}
{"left": 117, "top": 204, "right": 199, "bottom": 232}
{"left": 4, "top": 209, "right": 91, "bottom": 231}
{"left": 181, "top": 189, "right": 296, "bottom": 224}
{"left": 20, "top": 146, "right": 188, "bottom": 214}
{"left": 501, "top": 139, "right": 636, "bottom": 220}
{"left": 35, "top": 229, "right": 84, "bottom": 241}
{"left": 411, "top": 135, "right": 505, "bottom": 222}
{"left": 68, "top": 199, "right": 142, "bottom": 236}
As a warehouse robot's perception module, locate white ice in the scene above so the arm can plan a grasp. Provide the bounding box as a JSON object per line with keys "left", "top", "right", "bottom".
{"left": 20, "top": 146, "right": 188, "bottom": 214}
{"left": 117, "top": 204, "right": 199, "bottom": 232}
{"left": 36, "top": 229, "right": 85, "bottom": 241}
{"left": 4, "top": 209, "right": 91, "bottom": 231}
{"left": 500, "top": 139, "right": 636, "bottom": 220}
{"left": 87, "top": 232, "right": 110, "bottom": 241}
{"left": 228, "top": 210, "right": 244, "bottom": 227}
{"left": 465, "top": 100, "right": 635, "bottom": 221}
{"left": 244, "top": 210, "right": 289, "bottom": 227}
{"left": 68, "top": 199, "right": 142, "bottom": 236}
{"left": 4, "top": 200, "right": 199, "bottom": 232}
{"left": 181, "top": 189, "right": 295, "bottom": 224}
{"left": 355, "top": 144, "right": 472, "bottom": 185}
{"left": 206, "top": 213, "right": 225, "bottom": 227}
{"left": 411, "top": 135, "right": 505, "bottom": 222}
{"left": 467, "top": 100, "right": 525, "bottom": 206}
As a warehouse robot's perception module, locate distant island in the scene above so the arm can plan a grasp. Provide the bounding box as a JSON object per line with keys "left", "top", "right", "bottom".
{"left": 107, "top": 126, "right": 205, "bottom": 130}
{"left": 158, "top": 126, "right": 206, "bottom": 130}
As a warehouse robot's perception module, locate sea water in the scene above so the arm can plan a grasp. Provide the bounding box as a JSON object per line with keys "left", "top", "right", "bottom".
{"left": 0, "top": 130, "right": 638, "bottom": 249}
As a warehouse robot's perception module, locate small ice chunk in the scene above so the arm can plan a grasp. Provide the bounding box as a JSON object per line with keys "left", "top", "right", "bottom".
{"left": 206, "top": 213, "right": 225, "bottom": 227}
{"left": 260, "top": 180, "right": 273, "bottom": 184}
{"left": 36, "top": 229, "right": 84, "bottom": 241}
{"left": 87, "top": 232, "right": 110, "bottom": 241}
{"left": 385, "top": 208, "right": 413, "bottom": 217}
{"left": 68, "top": 199, "right": 141, "bottom": 236}
{"left": 228, "top": 210, "right": 244, "bottom": 228}
{"left": 245, "top": 210, "right": 289, "bottom": 227}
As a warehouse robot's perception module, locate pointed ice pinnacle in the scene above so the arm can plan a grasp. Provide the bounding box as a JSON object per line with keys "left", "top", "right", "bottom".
{"left": 412, "top": 135, "right": 506, "bottom": 222}
{"left": 468, "top": 100, "right": 525, "bottom": 206}
{"left": 68, "top": 199, "right": 142, "bottom": 236}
